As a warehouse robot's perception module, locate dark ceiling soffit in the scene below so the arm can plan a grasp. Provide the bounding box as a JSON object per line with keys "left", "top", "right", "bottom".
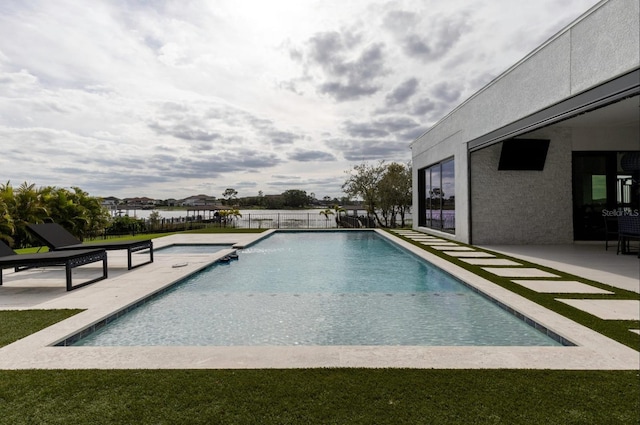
{"left": 468, "top": 68, "right": 640, "bottom": 152}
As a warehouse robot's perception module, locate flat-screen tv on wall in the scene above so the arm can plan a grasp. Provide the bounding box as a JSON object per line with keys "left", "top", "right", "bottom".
{"left": 498, "top": 138, "right": 550, "bottom": 171}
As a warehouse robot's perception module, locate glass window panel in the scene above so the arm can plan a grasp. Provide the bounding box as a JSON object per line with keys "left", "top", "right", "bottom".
{"left": 591, "top": 175, "right": 607, "bottom": 203}
{"left": 418, "top": 158, "right": 455, "bottom": 234}
{"left": 441, "top": 159, "right": 455, "bottom": 232}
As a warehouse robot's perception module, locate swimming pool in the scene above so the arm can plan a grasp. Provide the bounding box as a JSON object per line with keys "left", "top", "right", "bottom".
{"left": 155, "top": 244, "right": 232, "bottom": 254}
{"left": 74, "top": 231, "right": 562, "bottom": 347}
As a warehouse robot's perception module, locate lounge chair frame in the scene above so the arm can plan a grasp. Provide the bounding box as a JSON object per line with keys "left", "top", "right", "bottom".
{"left": 0, "top": 244, "right": 108, "bottom": 291}
{"left": 27, "top": 223, "right": 153, "bottom": 270}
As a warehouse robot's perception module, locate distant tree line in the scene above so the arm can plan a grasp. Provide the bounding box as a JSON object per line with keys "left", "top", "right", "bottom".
{"left": 222, "top": 188, "right": 349, "bottom": 209}
{"left": 0, "top": 182, "right": 112, "bottom": 248}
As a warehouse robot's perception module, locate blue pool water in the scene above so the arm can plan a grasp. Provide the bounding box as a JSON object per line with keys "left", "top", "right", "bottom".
{"left": 155, "top": 244, "right": 231, "bottom": 254}
{"left": 75, "top": 231, "right": 561, "bottom": 346}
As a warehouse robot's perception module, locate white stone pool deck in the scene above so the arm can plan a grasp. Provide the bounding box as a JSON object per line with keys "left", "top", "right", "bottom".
{"left": 0, "top": 230, "right": 637, "bottom": 370}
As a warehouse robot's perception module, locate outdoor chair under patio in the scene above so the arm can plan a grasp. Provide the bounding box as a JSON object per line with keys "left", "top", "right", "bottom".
{"left": 0, "top": 240, "right": 107, "bottom": 291}
{"left": 27, "top": 223, "right": 153, "bottom": 270}
{"left": 616, "top": 214, "right": 640, "bottom": 258}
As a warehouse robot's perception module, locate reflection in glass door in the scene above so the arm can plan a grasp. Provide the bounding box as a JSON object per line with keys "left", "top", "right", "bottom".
{"left": 572, "top": 151, "right": 640, "bottom": 240}
{"left": 572, "top": 153, "right": 614, "bottom": 240}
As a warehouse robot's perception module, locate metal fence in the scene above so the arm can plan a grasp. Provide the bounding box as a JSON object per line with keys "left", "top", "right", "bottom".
{"left": 107, "top": 213, "right": 413, "bottom": 236}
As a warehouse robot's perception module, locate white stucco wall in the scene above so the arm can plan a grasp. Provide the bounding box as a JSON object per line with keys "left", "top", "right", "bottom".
{"left": 570, "top": 0, "right": 640, "bottom": 93}
{"left": 411, "top": 0, "right": 640, "bottom": 243}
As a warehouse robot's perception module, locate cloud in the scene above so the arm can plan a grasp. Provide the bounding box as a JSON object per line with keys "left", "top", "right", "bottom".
{"left": 149, "top": 122, "right": 221, "bottom": 142}
{"left": 382, "top": 10, "right": 420, "bottom": 34}
{"left": 385, "top": 77, "right": 419, "bottom": 106}
{"left": 431, "top": 81, "right": 462, "bottom": 103}
{"left": 148, "top": 100, "right": 302, "bottom": 148}
{"left": 343, "top": 120, "right": 389, "bottom": 138}
{"left": 176, "top": 149, "right": 282, "bottom": 175}
{"left": 287, "top": 149, "right": 336, "bottom": 162}
{"left": 266, "top": 130, "right": 301, "bottom": 146}
{"left": 383, "top": 8, "right": 471, "bottom": 63}
{"left": 325, "top": 137, "right": 411, "bottom": 161}
{"left": 343, "top": 116, "right": 420, "bottom": 139}
{"left": 289, "top": 30, "right": 389, "bottom": 101}
{"left": 0, "top": 0, "right": 602, "bottom": 199}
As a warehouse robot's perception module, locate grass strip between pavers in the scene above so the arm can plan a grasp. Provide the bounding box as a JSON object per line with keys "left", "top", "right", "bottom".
{"left": 385, "top": 230, "right": 640, "bottom": 351}
{"left": 0, "top": 369, "right": 638, "bottom": 425}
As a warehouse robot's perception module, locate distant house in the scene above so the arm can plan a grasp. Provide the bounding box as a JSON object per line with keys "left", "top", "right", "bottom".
{"left": 411, "top": 0, "right": 639, "bottom": 244}
{"left": 181, "top": 194, "right": 218, "bottom": 207}
{"left": 122, "top": 197, "right": 156, "bottom": 208}
{"left": 100, "top": 196, "right": 120, "bottom": 207}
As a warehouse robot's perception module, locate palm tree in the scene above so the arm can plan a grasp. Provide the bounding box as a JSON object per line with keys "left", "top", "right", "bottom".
{"left": 0, "top": 195, "right": 14, "bottom": 246}
{"left": 12, "top": 182, "right": 49, "bottom": 247}
{"left": 219, "top": 208, "right": 242, "bottom": 227}
{"left": 319, "top": 208, "right": 334, "bottom": 228}
{"left": 331, "top": 204, "right": 345, "bottom": 227}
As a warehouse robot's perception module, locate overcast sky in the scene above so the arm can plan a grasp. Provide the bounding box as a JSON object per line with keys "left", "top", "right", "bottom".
{"left": 0, "top": 0, "right": 601, "bottom": 200}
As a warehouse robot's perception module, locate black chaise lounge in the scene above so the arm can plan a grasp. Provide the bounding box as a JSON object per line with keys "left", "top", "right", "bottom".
{"left": 27, "top": 223, "right": 154, "bottom": 270}
{"left": 0, "top": 241, "right": 107, "bottom": 291}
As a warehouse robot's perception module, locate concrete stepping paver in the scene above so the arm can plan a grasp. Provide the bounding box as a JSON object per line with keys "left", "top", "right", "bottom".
{"left": 419, "top": 241, "right": 456, "bottom": 245}
{"left": 511, "top": 280, "right": 614, "bottom": 294}
{"left": 482, "top": 267, "right": 560, "bottom": 278}
{"left": 442, "top": 251, "right": 496, "bottom": 258}
{"left": 630, "top": 329, "right": 640, "bottom": 335}
{"left": 557, "top": 299, "right": 640, "bottom": 320}
{"left": 459, "top": 258, "right": 521, "bottom": 266}
{"left": 429, "top": 245, "right": 475, "bottom": 251}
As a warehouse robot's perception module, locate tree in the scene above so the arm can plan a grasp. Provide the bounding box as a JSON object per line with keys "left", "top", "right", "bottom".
{"left": 219, "top": 208, "right": 242, "bottom": 227}
{"left": 0, "top": 181, "right": 111, "bottom": 246}
{"left": 342, "top": 161, "right": 386, "bottom": 226}
{"left": 282, "top": 189, "right": 308, "bottom": 208}
{"left": 222, "top": 188, "right": 238, "bottom": 206}
{"left": 319, "top": 208, "right": 334, "bottom": 227}
{"left": 148, "top": 210, "right": 162, "bottom": 231}
{"left": 342, "top": 161, "right": 412, "bottom": 228}
{"left": 11, "top": 182, "right": 49, "bottom": 247}
{"left": 331, "top": 204, "right": 345, "bottom": 227}
{"left": 0, "top": 183, "right": 15, "bottom": 246}
{"left": 378, "top": 162, "right": 412, "bottom": 227}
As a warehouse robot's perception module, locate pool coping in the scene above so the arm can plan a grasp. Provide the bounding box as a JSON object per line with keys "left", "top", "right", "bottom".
{"left": 0, "top": 230, "right": 637, "bottom": 370}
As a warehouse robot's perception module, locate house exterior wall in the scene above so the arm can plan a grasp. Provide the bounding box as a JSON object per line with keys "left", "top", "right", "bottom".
{"left": 470, "top": 128, "right": 574, "bottom": 244}
{"left": 411, "top": 0, "right": 640, "bottom": 244}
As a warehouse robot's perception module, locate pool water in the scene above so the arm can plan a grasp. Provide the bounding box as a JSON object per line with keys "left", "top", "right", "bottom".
{"left": 75, "top": 231, "right": 561, "bottom": 347}
{"left": 155, "top": 244, "right": 231, "bottom": 254}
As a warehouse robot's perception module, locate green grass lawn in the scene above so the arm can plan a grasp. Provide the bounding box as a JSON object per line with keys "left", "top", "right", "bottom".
{"left": 0, "top": 310, "right": 82, "bottom": 347}
{"left": 0, "top": 368, "right": 638, "bottom": 424}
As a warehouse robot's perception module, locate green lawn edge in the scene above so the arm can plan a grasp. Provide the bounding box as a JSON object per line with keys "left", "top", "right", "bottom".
{"left": 0, "top": 309, "right": 83, "bottom": 347}
{"left": 0, "top": 369, "right": 638, "bottom": 425}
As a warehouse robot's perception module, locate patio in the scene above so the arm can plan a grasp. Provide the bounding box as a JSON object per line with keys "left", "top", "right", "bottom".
{"left": 480, "top": 241, "right": 639, "bottom": 294}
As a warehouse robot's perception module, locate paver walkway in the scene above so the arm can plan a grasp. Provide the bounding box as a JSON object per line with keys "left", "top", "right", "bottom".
{"left": 390, "top": 230, "right": 640, "bottom": 332}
